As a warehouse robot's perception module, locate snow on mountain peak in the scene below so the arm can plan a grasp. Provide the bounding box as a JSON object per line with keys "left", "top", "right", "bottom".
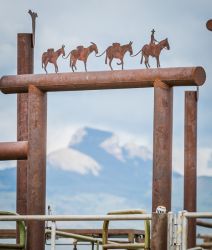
{"left": 124, "top": 142, "right": 152, "bottom": 161}
{"left": 69, "top": 128, "right": 87, "bottom": 146}
{"left": 100, "top": 135, "right": 125, "bottom": 161}
{"left": 67, "top": 126, "right": 152, "bottom": 163}
{"left": 48, "top": 148, "right": 101, "bottom": 176}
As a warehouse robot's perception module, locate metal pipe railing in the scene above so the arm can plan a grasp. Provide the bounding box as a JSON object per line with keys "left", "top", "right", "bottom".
{"left": 0, "top": 214, "right": 152, "bottom": 221}
{"left": 180, "top": 212, "right": 212, "bottom": 250}
{"left": 0, "top": 214, "right": 151, "bottom": 250}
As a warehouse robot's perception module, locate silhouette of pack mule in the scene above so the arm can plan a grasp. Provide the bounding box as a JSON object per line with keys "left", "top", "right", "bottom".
{"left": 97, "top": 41, "right": 133, "bottom": 70}
{"left": 132, "top": 38, "right": 170, "bottom": 68}
{"left": 64, "top": 42, "right": 98, "bottom": 72}
{"left": 42, "top": 45, "right": 65, "bottom": 74}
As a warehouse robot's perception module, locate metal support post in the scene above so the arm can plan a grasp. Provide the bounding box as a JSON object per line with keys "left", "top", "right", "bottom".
{"left": 27, "top": 85, "right": 47, "bottom": 250}
{"left": 17, "top": 33, "right": 33, "bottom": 216}
{"left": 184, "top": 91, "right": 197, "bottom": 248}
{"left": 152, "top": 80, "right": 173, "bottom": 249}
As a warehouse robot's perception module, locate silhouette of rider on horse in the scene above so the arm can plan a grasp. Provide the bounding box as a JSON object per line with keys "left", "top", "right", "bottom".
{"left": 149, "top": 29, "right": 158, "bottom": 53}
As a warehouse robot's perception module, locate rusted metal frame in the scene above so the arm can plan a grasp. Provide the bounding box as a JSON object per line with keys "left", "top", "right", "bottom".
{"left": 0, "top": 141, "right": 28, "bottom": 160}
{"left": 197, "top": 220, "right": 212, "bottom": 228}
{"left": 152, "top": 80, "right": 173, "bottom": 250}
{"left": 27, "top": 85, "right": 47, "bottom": 250}
{"left": 0, "top": 67, "right": 206, "bottom": 94}
{"left": 17, "top": 33, "right": 34, "bottom": 219}
{"left": 184, "top": 91, "right": 197, "bottom": 248}
{"left": 151, "top": 213, "right": 168, "bottom": 250}
{"left": 206, "top": 19, "right": 212, "bottom": 31}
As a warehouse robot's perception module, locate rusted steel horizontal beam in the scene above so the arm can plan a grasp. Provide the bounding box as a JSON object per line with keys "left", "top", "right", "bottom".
{"left": 0, "top": 229, "right": 16, "bottom": 239}
{"left": 0, "top": 67, "right": 206, "bottom": 94}
{"left": 197, "top": 220, "right": 212, "bottom": 228}
{"left": 0, "top": 141, "right": 28, "bottom": 160}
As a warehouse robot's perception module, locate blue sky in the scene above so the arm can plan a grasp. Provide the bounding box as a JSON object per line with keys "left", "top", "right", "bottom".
{"left": 0, "top": 0, "right": 212, "bottom": 175}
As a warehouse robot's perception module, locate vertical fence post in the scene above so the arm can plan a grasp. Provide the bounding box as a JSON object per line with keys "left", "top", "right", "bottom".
{"left": 27, "top": 85, "right": 47, "bottom": 250}
{"left": 151, "top": 213, "right": 168, "bottom": 250}
{"left": 184, "top": 91, "right": 197, "bottom": 248}
{"left": 17, "top": 33, "right": 33, "bottom": 216}
{"left": 181, "top": 212, "right": 188, "bottom": 250}
{"left": 152, "top": 80, "right": 173, "bottom": 249}
{"left": 51, "top": 221, "right": 56, "bottom": 250}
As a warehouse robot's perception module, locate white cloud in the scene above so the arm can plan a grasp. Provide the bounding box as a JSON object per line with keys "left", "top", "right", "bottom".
{"left": 0, "top": 161, "right": 16, "bottom": 171}
{"left": 124, "top": 142, "right": 152, "bottom": 161}
{"left": 48, "top": 147, "right": 101, "bottom": 176}
{"left": 197, "top": 148, "right": 212, "bottom": 176}
{"left": 173, "top": 146, "right": 212, "bottom": 176}
{"left": 47, "top": 124, "right": 80, "bottom": 153}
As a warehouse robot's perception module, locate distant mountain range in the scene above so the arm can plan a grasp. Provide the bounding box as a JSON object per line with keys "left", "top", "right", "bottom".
{"left": 0, "top": 127, "right": 211, "bottom": 215}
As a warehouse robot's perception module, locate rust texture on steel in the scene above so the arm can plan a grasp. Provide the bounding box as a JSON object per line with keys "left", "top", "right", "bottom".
{"left": 184, "top": 91, "right": 197, "bottom": 248}
{"left": 96, "top": 42, "right": 133, "bottom": 71}
{"left": 197, "top": 220, "right": 212, "bottom": 229}
{"left": 17, "top": 33, "right": 33, "bottom": 218}
{"left": 206, "top": 19, "right": 212, "bottom": 31}
{"left": 0, "top": 67, "right": 206, "bottom": 94}
{"left": 132, "top": 30, "right": 170, "bottom": 68}
{"left": 0, "top": 141, "right": 28, "bottom": 160}
{"left": 0, "top": 229, "right": 16, "bottom": 239}
{"left": 64, "top": 42, "right": 98, "bottom": 72}
{"left": 28, "top": 10, "right": 38, "bottom": 47}
{"left": 152, "top": 80, "right": 173, "bottom": 212}
{"left": 42, "top": 45, "right": 65, "bottom": 74}
{"left": 151, "top": 80, "right": 173, "bottom": 249}
{"left": 27, "top": 85, "right": 47, "bottom": 250}
{"left": 151, "top": 213, "right": 167, "bottom": 250}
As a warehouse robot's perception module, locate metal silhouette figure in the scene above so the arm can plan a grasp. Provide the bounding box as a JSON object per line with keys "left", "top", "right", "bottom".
{"left": 64, "top": 42, "right": 98, "bottom": 72}
{"left": 42, "top": 45, "right": 65, "bottom": 74}
{"left": 28, "top": 10, "right": 38, "bottom": 47}
{"left": 97, "top": 41, "right": 133, "bottom": 70}
{"left": 132, "top": 30, "right": 170, "bottom": 68}
{"left": 150, "top": 29, "right": 158, "bottom": 45}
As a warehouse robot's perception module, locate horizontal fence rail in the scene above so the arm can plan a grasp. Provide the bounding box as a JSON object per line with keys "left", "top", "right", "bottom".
{"left": 0, "top": 214, "right": 152, "bottom": 221}
{"left": 181, "top": 212, "right": 212, "bottom": 250}
{"left": 0, "top": 67, "right": 206, "bottom": 94}
{"left": 184, "top": 212, "right": 212, "bottom": 218}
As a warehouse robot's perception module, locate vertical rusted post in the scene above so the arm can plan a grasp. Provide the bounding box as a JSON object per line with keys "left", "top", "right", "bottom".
{"left": 151, "top": 213, "right": 167, "bottom": 250}
{"left": 27, "top": 85, "right": 47, "bottom": 250}
{"left": 152, "top": 80, "right": 173, "bottom": 249}
{"left": 184, "top": 91, "right": 197, "bottom": 248}
{"left": 17, "top": 33, "right": 33, "bottom": 215}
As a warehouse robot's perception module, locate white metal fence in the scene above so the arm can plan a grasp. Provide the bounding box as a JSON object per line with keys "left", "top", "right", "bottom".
{"left": 0, "top": 211, "right": 212, "bottom": 250}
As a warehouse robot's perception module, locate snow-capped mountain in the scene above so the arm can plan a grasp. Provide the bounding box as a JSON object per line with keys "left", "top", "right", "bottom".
{"left": 0, "top": 127, "right": 211, "bottom": 216}
{"left": 47, "top": 127, "right": 153, "bottom": 213}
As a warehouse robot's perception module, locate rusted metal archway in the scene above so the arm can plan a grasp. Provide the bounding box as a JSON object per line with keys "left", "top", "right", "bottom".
{"left": 0, "top": 32, "right": 206, "bottom": 250}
